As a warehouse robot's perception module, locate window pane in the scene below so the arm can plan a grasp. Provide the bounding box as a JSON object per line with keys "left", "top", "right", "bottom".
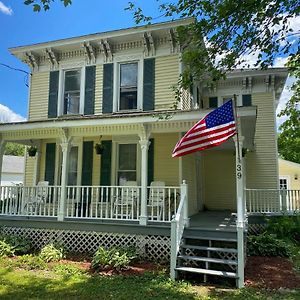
{"left": 120, "top": 90, "right": 137, "bottom": 110}
{"left": 65, "top": 70, "right": 81, "bottom": 91}
{"left": 68, "top": 147, "right": 78, "bottom": 186}
{"left": 242, "top": 94, "right": 252, "bottom": 106}
{"left": 118, "top": 171, "right": 136, "bottom": 185}
{"left": 118, "top": 144, "right": 136, "bottom": 171}
{"left": 64, "top": 92, "right": 80, "bottom": 114}
{"left": 64, "top": 70, "right": 81, "bottom": 114}
{"left": 120, "top": 63, "right": 137, "bottom": 87}
{"left": 209, "top": 97, "right": 218, "bottom": 108}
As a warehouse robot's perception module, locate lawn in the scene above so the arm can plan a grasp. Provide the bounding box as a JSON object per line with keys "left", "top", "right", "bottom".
{"left": 0, "top": 258, "right": 299, "bottom": 300}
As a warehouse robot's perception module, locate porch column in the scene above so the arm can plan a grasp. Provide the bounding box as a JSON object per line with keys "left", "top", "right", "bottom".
{"left": 58, "top": 141, "right": 70, "bottom": 221}
{"left": 234, "top": 135, "right": 245, "bottom": 288}
{"left": 33, "top": 141, "right": 41, "bottom": 185}
{"left": 0, "top": 139, "right": 6, "bottom": 185}
{"left": 139, "top": 139, "right": 150, "bottom": 225}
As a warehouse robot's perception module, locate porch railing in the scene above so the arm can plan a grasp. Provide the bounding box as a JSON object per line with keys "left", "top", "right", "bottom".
{"left": 245, "top": 189, "right": 300, "bottom": 214}
{"left": 0, "top": 184, "right": 180, "bottom": 222}
{"left": 0, "top": 185, "right": 60, "bottom": 217}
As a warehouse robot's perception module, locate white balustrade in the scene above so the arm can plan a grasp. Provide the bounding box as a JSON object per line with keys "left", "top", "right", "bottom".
{"left": 0, "top": 185, "right": 60, "bottom": 217}
{"left": 246, "top": 189, "right": 300, "bottom": 214}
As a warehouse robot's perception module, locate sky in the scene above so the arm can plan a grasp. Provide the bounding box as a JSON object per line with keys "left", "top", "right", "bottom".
{"left": 0, "top": 0, "right": 297, "bottom": 126}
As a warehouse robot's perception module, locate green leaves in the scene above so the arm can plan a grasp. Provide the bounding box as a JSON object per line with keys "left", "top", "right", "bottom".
{"left": 23, "top": 0, "right": 72, "bottom": 12}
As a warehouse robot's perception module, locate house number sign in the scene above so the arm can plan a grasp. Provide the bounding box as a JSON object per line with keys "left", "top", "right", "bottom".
{"left": 236, "top": 164, "right": 242, "bottom": 179}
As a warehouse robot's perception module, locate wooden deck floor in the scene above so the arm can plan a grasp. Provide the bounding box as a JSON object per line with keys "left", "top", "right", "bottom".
{"left": 189, "top": 211, "right": 237, "bottom": 232}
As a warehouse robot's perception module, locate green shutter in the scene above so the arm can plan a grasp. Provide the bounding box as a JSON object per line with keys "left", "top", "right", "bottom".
{"left": 102, "top": 64, "right": 113, "bottom": 113}
{"left": 44, "top": 143, "right": 56, "bottom": 185}
{"left": 48, "top": 71, "right": 59, "bottom": 118}
{"left": 100, "top": 140, "right": 112, "bottom": 186}
{"left": 209, "top": 97, "right": 218, "bottom": 108}
{"left": 81, "top": 141, "right": 93, "bottom": 186}
{"left": 148, "top": 138, "right": 154, "bottom": 186}
{"left": 84, "top": 66, "right": 96, "bottom": 115}
{"left": 143, "top": 58, "right": 155, "bottom": 111}
{"left": 242, "top": 94, "right": 252, "bottom": 106}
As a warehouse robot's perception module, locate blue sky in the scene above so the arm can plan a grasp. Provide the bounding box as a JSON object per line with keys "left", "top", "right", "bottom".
{"left": 0, "top": 0, "right": 163, "bottom": 120}
{"left": 0, "top": 1, "right": 297, "bottom": 124}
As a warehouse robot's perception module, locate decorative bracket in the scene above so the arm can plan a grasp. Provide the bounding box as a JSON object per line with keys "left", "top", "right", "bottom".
{"left": 169, "top": 29, "right": 179, "bottom": 53}
{"left": 82, "top": 41, "right": 96, "bottom": 64}
{"left": 24, "top": 52, "right": 39, "bottom": 69}
{"left": 143, "top": 32, "right": 155, "bottom": 57}
{"left": 99, "top": 39, "right": 112, "bottom": 62}
{"left": 138, "top": 123, "right": 151, "bottom": 141}
{"left": 58, "top": 128, "right": 72, "bottom": 144}
{"left": 45, "top": 48, "right": 59, "bottom": 69}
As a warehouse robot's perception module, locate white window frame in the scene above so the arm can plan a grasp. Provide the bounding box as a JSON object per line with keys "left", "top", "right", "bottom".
{"left": 57, "top": 66, "right": 86, "bottom": 116}
{"left": 279, "top": 176, "right": 290, "bottom": 190}
{"left": 113, "top": 56, "right": 143, "bottom": 112}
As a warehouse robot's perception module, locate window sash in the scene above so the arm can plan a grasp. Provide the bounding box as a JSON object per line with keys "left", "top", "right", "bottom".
{"left": 64, "top": 69, "right": 81, "bottom": 115}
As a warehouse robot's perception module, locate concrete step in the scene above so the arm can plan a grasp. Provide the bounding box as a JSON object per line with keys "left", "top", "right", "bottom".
{"left": 181, "top": 244, "right": 237, "bottom": 253}
{"left": 175, "top": 266, "right": 238, "bottom": 278}
{"left": 178, "top": 254, "right": 238, "bottom": 265}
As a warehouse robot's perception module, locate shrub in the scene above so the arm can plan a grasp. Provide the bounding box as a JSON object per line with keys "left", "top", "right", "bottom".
{"left": 92, "top": 246, "right": 136, "bottom": 271}
{"left": 0, "top": 234, "right": 32, "bottom": 255}
{"left": 16, "top": 254, "right": 46, "bottom": 270}
{"left": 0, "top": 240, "right": 14, "bottom": 257}
{"left": 248, "top": 233, "right": 291, "bottom": 257}
{"left": 53, "top": 264, "right": 86, "bottom": 277}
{"left": 266, "top": 214, "right": 300, "bottom": 243}
{"left": 40, "top": 243, "right": 65, "bottom": 262}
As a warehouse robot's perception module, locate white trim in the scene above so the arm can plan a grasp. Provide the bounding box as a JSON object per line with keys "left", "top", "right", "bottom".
{"left": 279, "top": 176, "right": 291, "bottom": 190}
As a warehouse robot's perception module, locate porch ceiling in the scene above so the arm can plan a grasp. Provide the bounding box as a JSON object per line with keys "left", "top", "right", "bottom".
{"left": 0, "top": 107, "right": 257, "bottom": 146}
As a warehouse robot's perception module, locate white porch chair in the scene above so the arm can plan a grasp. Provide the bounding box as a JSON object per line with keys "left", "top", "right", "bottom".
{"left": 148, "top": 181, "right": 165, "bottom": 221}
{"left": 25, "top": 181, "right": 49, "bottom": 215}
{"left": 114, "top": 181, "right": 138, "bottom": 219}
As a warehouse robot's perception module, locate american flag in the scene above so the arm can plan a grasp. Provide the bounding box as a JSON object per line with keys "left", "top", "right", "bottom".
{"left": 172, "top": 100, "right": 237, "bottom": 157}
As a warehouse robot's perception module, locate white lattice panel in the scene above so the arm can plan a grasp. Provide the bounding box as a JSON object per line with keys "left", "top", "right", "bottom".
{"left": 2, "top": 226, "right": 170, "bottom": 263}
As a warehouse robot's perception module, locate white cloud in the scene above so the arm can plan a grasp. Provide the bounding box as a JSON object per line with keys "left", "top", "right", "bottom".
{"left": 276, "top": 76, "right": 295, "bottom": 129}
{"left": 0, "top": 1, "right": 12, "bottom": 15}
{"left": 273, "top": 56, "right": 289, "bottom": 68}
{"left": 0, "top": 104, "right": 26, "bottom": 123}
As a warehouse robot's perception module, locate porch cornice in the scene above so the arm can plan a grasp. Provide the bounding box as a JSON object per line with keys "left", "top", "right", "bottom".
{"left": 0, "top": 107, "right": 257, "bottom": 141}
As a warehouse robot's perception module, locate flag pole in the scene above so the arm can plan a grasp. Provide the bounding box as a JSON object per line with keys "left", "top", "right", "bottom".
{"left": 233, "top": 94, "right": 241, "bottom": 163}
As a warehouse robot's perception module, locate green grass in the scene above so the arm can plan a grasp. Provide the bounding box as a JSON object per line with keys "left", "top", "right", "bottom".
{"left": 0, "top": 258, "right": 299, "bottom": 300}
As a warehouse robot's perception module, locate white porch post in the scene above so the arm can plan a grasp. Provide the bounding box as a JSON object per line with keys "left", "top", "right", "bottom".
{"left": 234, "top": 135, "right": 245, "bottom": 288}
{"left": 181, "top": 180, "right": 190, "bottom": 227}
{"left": 139, "top": 139, "right": 150, "bottom": 225}
{"left": 0, "top": 139, "right": 6, "bottom": 185}
{"left": 58, "top": 141, "right": 70, "bottom": 221}
{"left": 33, "top": 142, "right": 41, "bottom": 185}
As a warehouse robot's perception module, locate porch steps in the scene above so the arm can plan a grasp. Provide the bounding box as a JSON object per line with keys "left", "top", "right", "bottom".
{"left": 175, "top": 228, "right": 238, "bottom": 284}
{"left": 175, "top": 267, "right": 238, "bottom": 279}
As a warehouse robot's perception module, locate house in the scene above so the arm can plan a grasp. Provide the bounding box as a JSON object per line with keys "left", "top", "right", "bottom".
{"left": 0, "top": 18, "right": 290, "bottom": 287}
{"left": 0, "top": 155, "right": 24, "bottom": 186}
{"left": 279, "top": 158, "right": 300, "bottom": 190}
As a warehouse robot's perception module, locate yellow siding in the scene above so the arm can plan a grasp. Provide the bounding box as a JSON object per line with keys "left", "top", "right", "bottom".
{"left": 279, "top": 159, "right": 300, "bottom": 190}
{"left": 28, "top": 72, "right": 49, "bottom": 121}
{"left": 155, "top": 55, "right": 179, "bottom": 110}
{"left": 182, "top": 153, "right": 198, "bottom": 215}
{"left": 95, "top": 65, "right": 103, "bottom": 114}
{"left": 153, "top": 133, "right": 179, "bottom": 186}
{"left": 202, "top": 151, "right": 236, "bottom": 210}
{"left": 246, "top": 92, "right": 278, "bottom": 189}
{"left": 24, "top": 156, "right": 35, "bottom": 186}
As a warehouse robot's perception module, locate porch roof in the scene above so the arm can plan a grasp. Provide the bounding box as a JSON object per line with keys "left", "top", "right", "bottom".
{"left": 0, "top": 107, "right": 257, "bottom": 149}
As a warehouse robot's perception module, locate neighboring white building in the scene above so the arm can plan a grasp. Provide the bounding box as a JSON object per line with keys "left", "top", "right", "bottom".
{"left": 1, "top": 155, "right": 24, "bottom": 186}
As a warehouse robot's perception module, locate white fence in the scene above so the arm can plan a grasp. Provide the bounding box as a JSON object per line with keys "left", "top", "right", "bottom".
{"left": 246, "top": 189, "right": 300, "bottom": 214}
{"left": 0, "top": 185, "right": 180, "bottom": 222}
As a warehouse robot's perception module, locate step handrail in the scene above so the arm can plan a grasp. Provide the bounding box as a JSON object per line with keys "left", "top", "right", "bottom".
{"left": 170, "top": 181, "right": 188, "bottom": 279}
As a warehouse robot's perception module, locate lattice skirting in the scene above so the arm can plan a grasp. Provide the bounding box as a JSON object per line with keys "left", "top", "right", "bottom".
{"left": 1, "top": 226, "right": 171, "bottom": 263}
{"left": 247, "top": 223, "right": 266, "bottom": 235}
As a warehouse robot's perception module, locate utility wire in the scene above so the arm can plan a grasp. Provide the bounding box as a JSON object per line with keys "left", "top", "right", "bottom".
{"left": 0, "top": 62, "right": 31, "bottom": 87}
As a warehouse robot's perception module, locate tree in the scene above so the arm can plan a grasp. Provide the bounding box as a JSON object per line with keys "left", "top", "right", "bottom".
{"left": 4, "top": 142, "right": 25, "bottom": 157}
{"left": 278, "top": 54, "right": 300, "bottom": 164}
{"left": 24, "top": 0, "right": 71, "bottom": 12}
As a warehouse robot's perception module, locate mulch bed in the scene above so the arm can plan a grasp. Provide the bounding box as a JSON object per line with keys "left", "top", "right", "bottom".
{"left": 245, "top": 256, "right": 300, "bottom": 289}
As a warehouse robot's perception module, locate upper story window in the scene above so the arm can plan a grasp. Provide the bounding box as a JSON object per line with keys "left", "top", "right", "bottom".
{"left": 119, "top": 62, "right": 138, "bottom": 111}
{"left": 242, "top": 94, "right": 252, "bottom": 106}
{"left": 63, "top": 69, "right": 81, "bottom": 115}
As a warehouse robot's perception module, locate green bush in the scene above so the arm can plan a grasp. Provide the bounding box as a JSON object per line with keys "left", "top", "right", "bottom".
{"left": 92, "top": 246, "right": 136, "bottom": 271}
{"left": 248, "top": 233, "right": 291, "bottom": 257}
{"left": 40, "top": 243, "right": 65, "bottom": 262}
{"left": 16, "top": 254, "right": 46, "bottom": 270}
{"left": 266, "top": 214, "right": 300, "bottom": 243}
{"left": 0, "top": 234, "right": 32, "bottom": 255}
{"left": 0, "top": 240, "right": 15, "bottom": 257}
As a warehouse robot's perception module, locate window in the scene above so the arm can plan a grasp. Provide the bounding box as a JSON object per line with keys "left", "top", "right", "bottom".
{"left": 209, "top": 97, "right": 218, "bottom": 108}
{"left": 119, "top": 63, "right": 138, "bottom": 110}
{"left": 279, "top": 178, "right": 288, "bottom": 190}
{"left": 117, "top": 144, "right": 137, "bottom": 185}
{"left": 242, "top": 94, "right": 252, "bottom": 106}
{"left": 64, "top": 69, "right": 81, "bottom": 115}
{"left": 68, "top": 146, "right": 78, "bottom": 186}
